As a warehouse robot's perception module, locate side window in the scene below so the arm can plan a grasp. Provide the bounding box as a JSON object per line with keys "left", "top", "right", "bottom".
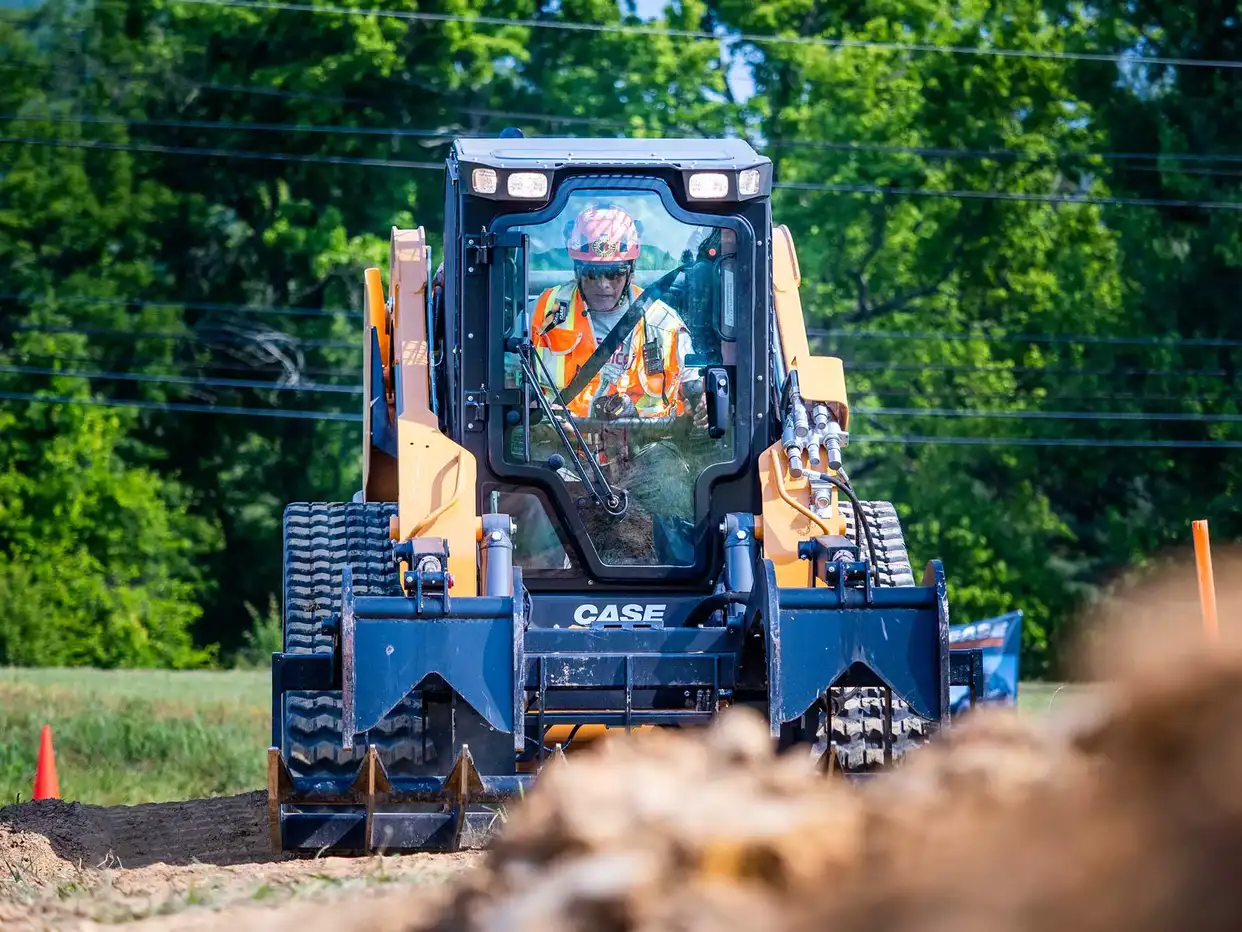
{"left": 500, "top": 236, "right": 528, "bottom": 391}
{"left": 494, "top": 490, "right": 576, "bottom": 574}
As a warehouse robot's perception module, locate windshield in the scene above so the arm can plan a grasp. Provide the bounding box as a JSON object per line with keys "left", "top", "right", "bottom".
{"left": 497, "top": 188, "right": 741, "bottom": 569}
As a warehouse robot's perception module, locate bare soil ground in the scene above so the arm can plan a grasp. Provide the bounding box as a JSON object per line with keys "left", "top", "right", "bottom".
{"left": 0, "top": 791, "right": 479, "bottom": 930}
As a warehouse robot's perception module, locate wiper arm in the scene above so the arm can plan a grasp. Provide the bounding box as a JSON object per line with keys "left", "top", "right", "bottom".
{"left": 506, "top": 337, "right": 628, "bottom": 517}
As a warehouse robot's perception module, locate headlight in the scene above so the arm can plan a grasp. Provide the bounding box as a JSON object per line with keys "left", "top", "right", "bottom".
{"left": 738, "top": 168, "right": 761, "bottom": 197}
{"left": 687, "top": 172, "right": 730, "bottom": 199}
{"left": 471, "top": 168, "right": 498, "bottom": 194}
{"left": 506, "top": 172, "right": 549, "bottom": 198}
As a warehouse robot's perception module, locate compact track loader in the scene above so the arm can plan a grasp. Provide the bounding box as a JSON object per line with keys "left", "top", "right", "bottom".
{"left": 267, "top": 135, "right": 987, "bottom": 854}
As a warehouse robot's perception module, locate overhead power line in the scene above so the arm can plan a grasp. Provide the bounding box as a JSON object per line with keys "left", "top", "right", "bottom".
{"left": 8, "top": 134, "right": 1242, "bottom": 212}
{"left": 767, "top": 137, "right": 1242, "bottom": 167}
{"left": 5, "top": 320, "right": 355, "bottom": 349}
{"left": 0, "top": 389, "right": 360, "bottom": 420}
{"left": 0, "top": 362, "right": 362, "bottom": 394}
{"left": 0, "top": 292, "right": 354, "bottom": 318}
{"left": 842, "top": 359, "right": 1235, "bottom": 379}
{"left": 2, "top": 112, "right": 461, "bottom": 141}
{"left": 5, "top": 350, "right": 356, "bottom": 382}
{"left": 18, "top": 363, "right": 1230, "bottom": 418}
{"left": 862, "top": 387, "right": 1199, "bottom": 406}
{"left": 0, "top": 134, "right": 443, "bottom": 170}
{"left": 66, "top": 79, "right": 1208, "bottom": 168}
{"left": 168, "top": 0, "right": 1242, "bottom": 70}
{"left": 19, "top": 110, "right": 1242, "bottom": 172}
{"left": 4, "top": 389, "right": 1240, "bottom": 447}
{"left": 854, "top": 406, "right": 1242, "bottom": 424}
{"left": 778, "top": 179, "right": 1242, "bottom": 211}
{"left": 850, "top": 435, "right": 1242, "bottom": 448}
{"left": 815, "top": 327, "right": 1242, "bottom": 349}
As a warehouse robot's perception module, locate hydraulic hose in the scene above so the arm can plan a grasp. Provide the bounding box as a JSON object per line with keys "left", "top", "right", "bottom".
{"left": 806, "top": 468, "right": 879, "bottom": 579}
{"left": 770, "top": 452, "right": 832, "bottom": 536}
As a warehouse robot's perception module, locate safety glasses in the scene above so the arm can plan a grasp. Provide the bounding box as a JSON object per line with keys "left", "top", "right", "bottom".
{"left": 576, "top": 263, "right": 630, "bottom": 282}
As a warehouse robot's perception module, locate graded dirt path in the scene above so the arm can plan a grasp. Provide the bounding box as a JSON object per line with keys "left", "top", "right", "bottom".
{"left": 0, "top": 792, "right": 479, "bottom": 930}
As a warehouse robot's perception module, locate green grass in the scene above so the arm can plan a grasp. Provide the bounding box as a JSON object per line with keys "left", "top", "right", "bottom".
{"left": 0, "top": 668, "right": 1078, "bottom": 807}
{"left": 0, "top": 667, "right": 268, "bottom": 806}
{"left": 1016, "top": 681, "right": 1090, "bottom": 714}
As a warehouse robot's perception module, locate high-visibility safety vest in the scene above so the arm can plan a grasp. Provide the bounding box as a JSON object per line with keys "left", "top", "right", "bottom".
{"left": 530, "top": 282, "right": 694, "bottom": 419}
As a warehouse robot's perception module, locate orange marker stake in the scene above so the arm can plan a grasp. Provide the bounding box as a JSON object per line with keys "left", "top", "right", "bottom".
{"left": 1193, "top": 519, "right": 1219, "bottom": 640}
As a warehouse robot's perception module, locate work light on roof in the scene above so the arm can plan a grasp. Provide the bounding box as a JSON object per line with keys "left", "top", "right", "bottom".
{"left": 738, "top": 168, "right": 761, "bottom": 197}
{"left": 687, "top": 172, "right": 730, "bottom": 199}
{"left": 506, "top": 172, "right": 549, "bottom": 199}
{"left": 471, "top": 168, "right": 498, "bottom": 194}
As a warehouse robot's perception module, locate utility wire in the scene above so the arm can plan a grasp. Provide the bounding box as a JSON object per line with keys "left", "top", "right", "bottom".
{"left": 3, "top": 350, "right": 356, "bottom": 382}
{"left": 861, "top": 387, "right": 1204, "bottom": 406}
{"left": 5, "top": 352, "right": 1232, "bottom": 404}
{"left": 0, "top": 389, "right": 360, "bottom": 420}
{"left": 777, "top": 179, "right": 1242, "bottom": 211}
{"left": 1, "top": 112, "right": 461, "bottom": 141}
{"left": 841, "top": 360, "right": 1235, "bottom": 379}
{"left": 14, "top": 321, "right": 1242, "bottom": 379}
{"left": 854, "top": 405, "right": 1242, "bottom": 424}
{"left": 8, "top": 134, "right": 1242, "bottom": 211}
{"left": 167, "top": 0, "right": 1242, "bottom": 70}
{"left": 16, "top": 364, "right": 1240, "bottom": 420}
{"left": 10, "top": 286, "right": 1242, "bottom": 354}
{"left": 5, "top": 320, "right": 356, "bottom": 349}
{"left": 849, "top": 435, "right": 1242, "bottom": 448}
{"left": 761, "top": 137, "right": 1242, "bottom": 167}
{"left": 239, "top": 94, "right": 1242, "bottom": 168}
{"left": 0, "top": 292, "right": 354, "bottom": 318}
{"left": 814, "top": 328, "right": 1242, "bottom": 349}
{"left": 18, "top": 111, "right": 1242, "bottom": 172}
{"left": 5, "top": 389, "right": 1241, "bottom": 446}
{"left": 0, "top": 362, "right": 362, "bottom": 394}
{"left": 0, "top": 134, "right": 444, "bottom": 170}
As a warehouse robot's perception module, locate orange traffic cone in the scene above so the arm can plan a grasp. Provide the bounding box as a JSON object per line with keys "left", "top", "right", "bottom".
{"left": 33, "top": 725, "right": 59, "bottom": 800}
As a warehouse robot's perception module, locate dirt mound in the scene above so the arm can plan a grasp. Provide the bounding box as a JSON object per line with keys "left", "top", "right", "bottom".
{"left": 0, "top": 823, "right": 80, "bottom": 893}
{"left": 0, "top": 791, "right": 278, "bottom": 875}
{"left": 280, "top": 552, "right": 1242, "bottom": 932}
{"left": 387, "top": 705, "right": 1078, "bottom": 932}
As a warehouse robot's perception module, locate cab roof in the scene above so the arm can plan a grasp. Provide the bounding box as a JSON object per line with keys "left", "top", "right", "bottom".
{"left": 450, "top": 136, "right": 769, "bottom": 172}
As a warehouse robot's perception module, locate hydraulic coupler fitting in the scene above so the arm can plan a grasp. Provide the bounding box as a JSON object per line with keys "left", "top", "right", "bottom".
{"left": 823, "top": 419, "right": 849, "bottom": 472}
{"left": 785, "top": 445, "right": 805, "bottom": 479}
{"left": 812, "top": 404, "right": 830, "bottom": 433}
{"left": 792, "top": 397, "right": 810, "bottom": 440}
{"left": 782, "top": 409, "right": 806, "bottom": 478}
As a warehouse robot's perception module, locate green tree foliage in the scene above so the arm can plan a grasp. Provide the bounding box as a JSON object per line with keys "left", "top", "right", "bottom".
{"left": 707, "top": 0, "right": 1138, "bottom": 672}
{"left": 0, "top": 3, "right": 220, "bottom": 667}
{"left": 1057, "top": 1, "right": 1242, "bottom": 565}
{"left": 1, "top": 0, "right": 1238, "bottom": 675}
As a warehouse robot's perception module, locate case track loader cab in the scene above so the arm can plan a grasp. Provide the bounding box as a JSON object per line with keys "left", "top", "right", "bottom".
{"left": 267, "top": 136, "right": 987, "bottom": 855}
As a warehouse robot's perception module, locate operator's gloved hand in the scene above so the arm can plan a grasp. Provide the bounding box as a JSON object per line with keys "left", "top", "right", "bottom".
{"left": 682, "top": 381, "right": 708, "bottom": 429}
{"left": 692, "top": 392, "right": 708, "bottom": 429}
{"left": 592, "top": 393, "right": 637, "bottom": 420}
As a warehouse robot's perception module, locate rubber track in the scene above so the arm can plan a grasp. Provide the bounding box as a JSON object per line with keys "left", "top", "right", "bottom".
{"left": 282, "top": 502, "right": 431, "bottom": 780}
{"left": 825, "top": 500, "right": 929, "bottom": 771}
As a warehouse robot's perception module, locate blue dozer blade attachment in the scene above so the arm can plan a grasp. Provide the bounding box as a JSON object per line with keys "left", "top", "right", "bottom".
{"left": 754, "top": 558, "right": 952, "bottom": 736}
{"left": 270, "top": 556, "right": 989, "bottom": 852}
{"left": 948, "top": 609, "right": 1023, "bottom": 714}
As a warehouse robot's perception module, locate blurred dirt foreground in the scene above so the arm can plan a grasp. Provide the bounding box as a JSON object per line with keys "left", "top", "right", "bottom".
{"left": 6, "top": 548, "right": 1242, "bottom": 931}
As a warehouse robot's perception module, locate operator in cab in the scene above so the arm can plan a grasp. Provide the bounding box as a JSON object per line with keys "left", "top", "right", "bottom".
{"left": 529, "top": 204, "right": 708, "bottom": 428}
{"left": 521, "top": 203, "right": 709, "bottom": 567}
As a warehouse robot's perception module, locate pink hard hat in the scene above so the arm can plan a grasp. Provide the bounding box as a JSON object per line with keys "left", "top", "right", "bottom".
{"left": 566, "top": 205, "right": 641, "bottom": 263}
